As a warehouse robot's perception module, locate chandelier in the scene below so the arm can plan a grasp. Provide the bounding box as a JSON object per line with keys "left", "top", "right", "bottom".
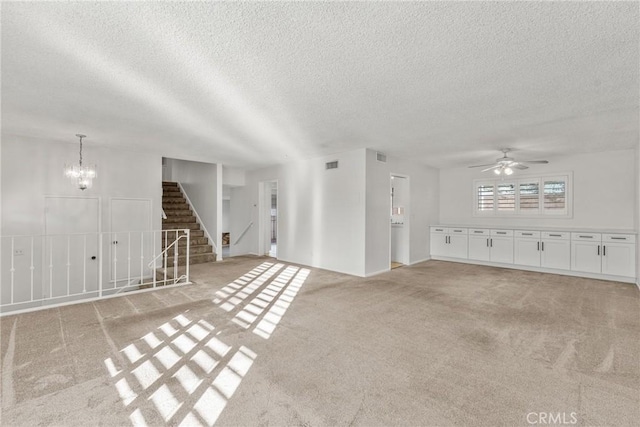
{"left": 64, "top": 134, "right": 96, "bottom": 190}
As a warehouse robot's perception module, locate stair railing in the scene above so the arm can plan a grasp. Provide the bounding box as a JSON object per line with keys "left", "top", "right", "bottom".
{"left": 1, "top": 229, "right": 192, "bottom": 316}
{"left": 234, "top": 221, "right": 254, "bottom": 245}
{"left": 177, "top": 182, "right": 218, "bottom": 254}
{"left": 147, "top": 228, "right": 190, "bottom": 285}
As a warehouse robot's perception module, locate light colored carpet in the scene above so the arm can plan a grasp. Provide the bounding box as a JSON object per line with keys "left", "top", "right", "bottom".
{"left": 1, "top": 257, "right": 638, "bottom": 426}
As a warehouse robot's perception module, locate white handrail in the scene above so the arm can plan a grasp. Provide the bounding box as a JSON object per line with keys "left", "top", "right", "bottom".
{"left": 176, "top": 182, "right": 218, "bottom": 253}
{"left": 147, "top": 229, "right": 189, "bottom": 268}
{"left": 162, "top": 208, "right": 167, "bottom": 220}
{"left": 234, "top": 221, "right": 254, "bottom": 245}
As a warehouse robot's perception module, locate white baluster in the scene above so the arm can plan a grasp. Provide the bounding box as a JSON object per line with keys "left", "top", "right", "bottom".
{"left": 83, "top": 234, "right": 87, "bottom": 293}
{"left": 30, "top": 236, "right": 35, "bottom": 302}
{"left": 186, "top": 229, "right": 190, "bottom": 284}
{"left": 10, "top": 237, "right": 15, "bottom": 304}
{"left": 163, "top": 230, "right": 168, "bottom": 285}
{"left": 113, "top": 233, "right": 118, "bottom": 289}
{"left": 127, "top": 232, "right": 131, "bottom": 287}
{"left": 174, "top": 230, "right": 178, "bottom": 284}
{"left": 140, "top": 232, "right": 144, "bottom": 287}
{"left": 66, "top": 236, "right": 71, "bottom": 296}
{"left": 49, "top": 237, "right": 53, "bottom": 298}
{"left": 152, "top": 231, "right": 157, "bottom": 288}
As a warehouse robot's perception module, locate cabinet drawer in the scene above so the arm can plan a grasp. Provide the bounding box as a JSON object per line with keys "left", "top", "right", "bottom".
{"left": 469, "top": 229, "right": 489, "bottom": 235}
{"left": 431, "top": 227, "right": 447, "bottom": 234}
{"left": 571, "top": 232, "right": 601, "bottom": 241}
{"left": 450, "top": 228, "right": 468, "bottom": 234}
{"left": 603, "top": 234, "right": 636, "bottom": 244}
{"left": 542, "top": 231, "right": 570, "bottom": 240}
{"left": 491, "top": 229, "right": 513, "bottom": 237}
{"left": 515, "top": 230, "right": 540, "bottom": 239}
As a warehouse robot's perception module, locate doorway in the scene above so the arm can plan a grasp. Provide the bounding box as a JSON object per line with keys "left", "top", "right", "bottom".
{"left": 259, "top": 180, "right": 278, "bottom": 258}
{"left": 44, "top": 196, "right": 100, "bottom": 298}
{"left": 390, "top": 175, "right": 410, "bottom": 268}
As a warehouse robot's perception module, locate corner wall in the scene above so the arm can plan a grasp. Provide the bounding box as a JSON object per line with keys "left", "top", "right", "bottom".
{"left": 364, "top": 149, "right": 440, "bottom": 276}
{"left": 230, "top": 149, "right": 367, "bottom": 276}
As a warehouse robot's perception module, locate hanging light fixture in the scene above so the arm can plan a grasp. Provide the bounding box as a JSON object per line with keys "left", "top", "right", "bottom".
{"left": 64, "top": 134, "right": 96, "bottom": 190}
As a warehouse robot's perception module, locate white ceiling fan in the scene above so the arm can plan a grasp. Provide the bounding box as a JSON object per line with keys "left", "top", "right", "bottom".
{"left": 468, "top": 149, "right": 549, "bottom": 175}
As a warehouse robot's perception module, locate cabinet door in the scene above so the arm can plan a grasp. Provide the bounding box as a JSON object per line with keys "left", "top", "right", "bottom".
{"left": 448, "top": 235, "right": 468, "bottom": 259}
{"left": 430, "top": 233, "right": 448, "bottom": 257}
{"left": 571, "top": 241, "right": 600, "bottom": 273}
{"left": 490, "top": 237, "right": 514, "bottom": 264}
{"left": 602, "top": 243, "right": 635, "bottom": 277}
{"left": 542, "top": 240, "right": 571, "bottom": 270}
{"left": 514, "top": 238, "right": 540, "bottom": 267}
{"left": 468, "top": 235, "right": 490, "bottom": 261}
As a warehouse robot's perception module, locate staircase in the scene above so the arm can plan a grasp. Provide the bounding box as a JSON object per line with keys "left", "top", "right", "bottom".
{"left": 162, "top": 181, "right": 216, "bottom": 266}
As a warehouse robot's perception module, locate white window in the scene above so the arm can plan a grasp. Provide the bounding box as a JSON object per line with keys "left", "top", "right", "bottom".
{"left": 473, "top": 173, "right": 571, "bottom": 217}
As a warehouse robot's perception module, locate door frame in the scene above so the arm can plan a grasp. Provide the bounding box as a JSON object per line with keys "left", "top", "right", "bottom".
{"left": 389, "top": 173, "right": 410, "bottom": 267}
{"left": 258, "top": 180, "right": 278, "bottom": 257}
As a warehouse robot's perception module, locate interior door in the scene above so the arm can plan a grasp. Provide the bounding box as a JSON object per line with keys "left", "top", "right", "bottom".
{"left": 110, "top": 198, "right": 151, "bottom": 285}
{"left": 44, "top": 197, "right": 99, "bottom": 298}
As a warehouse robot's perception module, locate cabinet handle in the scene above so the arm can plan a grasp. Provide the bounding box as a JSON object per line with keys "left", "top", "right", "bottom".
{"left": 597, "top": 245, "right": 600, "bottom": 256}
{"left": 486, "top": 238, "right": 489, "bottom": 247}
{"left": 610, "top": 237, "right": 626, "bottom": 240}
{"left": 541, "top": 242, "right": 544, "bottom": 251}
{"left": 497, "top": 232, "right": 506, "bottom": 235}
{"left": 490, "top": 239, "right": 493, "bottom": 247}
{"left": 523, "top": 233, "right": 533, "bottom": 236}
{"left": 579, "top": 235, "right": 592, "bottom": 238}
{"left": 537, "top": 242, "right": 540, "bottom": 251}
{"left": 603, "top": 245, "right": 606, "bottom": 256}
{"left": 550, "top": 234, "right": 561, "bottom": 237}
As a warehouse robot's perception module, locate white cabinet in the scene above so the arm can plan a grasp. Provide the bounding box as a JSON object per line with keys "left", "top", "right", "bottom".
{"left": 468, "top": 229, "right": 490, "bottom": 261}
{"left": 573, "top": 233, "right": 636, "bottom": 277}
{"left": 468, "top": 229, "right": 513, "bottom": 263}
{"left": 541, "top": 232, "right": 571, "bottom": 270}
{"left": 514, "top": 231, "right": 541, "bottom": 267}
{"left": 571, "top": 233, "right": 601, "bottom": 273}
{"left": 490, "top": 230, "right": 514, "bottom": 264}
{"left": 514, "top": 231, "right": 571, "bottom": 269}
{"left": 601, "top": 234, "right": 636, "bottom": 277}
{"left": 430, "top": 227, "right": 468, "bottom": 259}
{"left": 430, "top": 225, "right": 636, "bottom": 283}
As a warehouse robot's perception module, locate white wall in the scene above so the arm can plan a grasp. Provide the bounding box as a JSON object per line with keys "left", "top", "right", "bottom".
{"left": 169, "top": 159, "right": 218, "bottom": 244}
{"left": 364, "top": 149, "right": 440, "bottom": 276}
{"left": 439, "top": 149, "right": 636, "bottom": 230}
{"left": 1, "top": 137, "right": 162, "bottom": 307}
{"left": 230, "top": 149, "right": 367, "bottom": 276}
{"left": 1, "top": 138, "right": 162, "bottom": 236}
{"left": 637, "top": 143, "right": 640, "bottom": 286}
{"left": 222, "top": 200, "right": 230, "bottom": 233}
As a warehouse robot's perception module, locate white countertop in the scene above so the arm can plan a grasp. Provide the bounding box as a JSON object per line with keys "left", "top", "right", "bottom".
{"left": 432, "top": 225, "right": 637, "bottom": 234}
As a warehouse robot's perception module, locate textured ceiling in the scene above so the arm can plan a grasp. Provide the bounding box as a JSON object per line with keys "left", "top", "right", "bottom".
{"left": 2, "top": 1, "right": 638, "bottom": 169}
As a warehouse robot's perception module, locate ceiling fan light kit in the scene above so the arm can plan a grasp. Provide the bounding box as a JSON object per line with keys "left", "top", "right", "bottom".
{"left": 469, "top": 149, "right": 549, "bottom": 176}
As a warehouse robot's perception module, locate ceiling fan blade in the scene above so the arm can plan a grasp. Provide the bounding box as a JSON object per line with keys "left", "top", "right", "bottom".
{"left": 468, "top": 163, "right": 498, "bottom": 168}
{"left": 513, "top": 164, "right": 528, "bottom": 170}
{"left": 519, "top": 160, "right": 549, "bottom": 164}
{"left": 481, "top": 165, "right": 501, "bottom": 172}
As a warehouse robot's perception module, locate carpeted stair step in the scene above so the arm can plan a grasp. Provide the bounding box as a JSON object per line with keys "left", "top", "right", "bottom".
{"left": 166, "top": 252, "right": 216, "bottom": 267}
{"left": 164, "top": 244, "right": 213, "bottom": 256}
{"left": 162, "top": 209, "right": 192, "bottom": 217}
{"left": 163, "top": 222, "right": 201, "bottom": 230}
{"left": 163, "top": 216, "right": 197, "bottom": 224}
{"left": 163, "top": 197, "right": 187, "bottom": 204}
{"left": 163, "top": 203, "right": 190, "bottom": 210}
{"left": 162, "top": 236, "right": 208, "bottom": 246}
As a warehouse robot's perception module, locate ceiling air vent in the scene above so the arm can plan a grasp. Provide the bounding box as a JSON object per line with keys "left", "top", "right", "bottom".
{"left": 325, "top": 160, "right": 339, "bottom": 170}
{"left": 376, "top": 152, "right": 387, "bottom": 162}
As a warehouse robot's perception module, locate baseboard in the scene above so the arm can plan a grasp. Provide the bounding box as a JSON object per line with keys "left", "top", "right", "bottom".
{"left": 431, "top": 256, "right": 636, "bottom": 284}
{"left": 365, "top": 268, "right": 391, "bottom": 277}
{"left": 409, "top": 257, "right": 431, "bottom": 266}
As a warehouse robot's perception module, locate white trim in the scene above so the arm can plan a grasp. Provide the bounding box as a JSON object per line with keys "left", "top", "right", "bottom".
{"left": 473, "top": 171, "right": 573, "bottom": 218}
{"left": 409, "top": 257, "right": 431, "bottom": 265}
{"left": 365, "top": 268, "right": 391, "bottom": 277}
{"left": 430, "top": 256, "right": 636, "bottom": 284}
{"left": 176, "top": 182, "right": 217, "bottom": 253}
